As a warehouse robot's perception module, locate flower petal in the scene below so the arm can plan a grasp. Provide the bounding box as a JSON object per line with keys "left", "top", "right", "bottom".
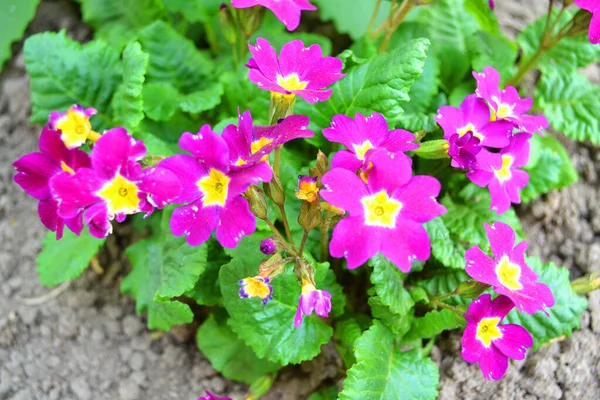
{"left": 91, "top": 127, "right": 143, "bottom": 179}
{"left": 171, "top": 200, "right": 218, "bottom": 246}
{"left": 485, "top": 221, "right": 516, "bottom": 261}
{"left": 157, "top": 154, "right": 205, "bottom": 204}
{"left": 495, "top": 324, "right": 533, "bottom": 360}
{"left": 461, "top": 323, "right": 483, "bottom": 363}
{"left": 479, "top": 345, "right": 509, "bottom": 380}
{"left": 248, "top": 38, "right": 280, "bottom": 81}
{"left": 367, "top": 149, "right": 412, "bottom": 193}
{"left": 321, "top": 168, "right": 368, "bottom": 216}
{"left": 465, "top": 246, "right": 500, "bottom": 287}
{"left": 394, "top": 175, "right": 446, "bottom": 223}
{"left": 178, "top": 125, "right": 230, "bottom": 170}
{"left": 464, "top": 293, "right": 493, "bottom": 323}
{"left": 330, "top": 216, "right": 381, "bottom": 269}
{"left": 380, "top": 218, "right": 431, "bottom": 273}
{"left": 331, "top": 150, "right": 363, "bottom": 172}
{"left": 13, "top": 152, "right": 57, "bottom": 200}
{"left": 216, "top": 196, "right": 256, "bottom": 248}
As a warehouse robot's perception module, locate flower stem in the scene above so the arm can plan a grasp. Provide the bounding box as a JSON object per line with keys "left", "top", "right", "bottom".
{"left": 278, "top": 204, "right": 297, "bottom": 252}
{"left": 263, "top": 218, "right": 296, "bottom": 255}
{"left": 298, "top": 230, "right": 309, "bottom": 256}
{"left": 366, "top": 0, "right": 383, "bottom": 36}
{"left": 319, "top": 219, "right": 329, "bottom": 263}
{"left": 273, "top": 145, "right": 282, "bottom": 176}
{"left": 379, "top": 0, "right": 417, "bottom": 53}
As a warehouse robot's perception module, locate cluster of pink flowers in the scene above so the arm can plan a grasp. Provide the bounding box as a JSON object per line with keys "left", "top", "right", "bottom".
{"left": 436, "top": 66, "right": 548, "bottom": 214}
{"left": 461, "top": 221, "right": 554, "bottom": 380}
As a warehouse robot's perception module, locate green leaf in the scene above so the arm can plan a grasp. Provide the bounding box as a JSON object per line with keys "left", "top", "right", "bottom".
{"left": 220, "top": 247, "right": 333, "bottom": 365}
{"left": 368, "top": 295, "right": 413, "bottom": 337}
{"left": 178, "top": 82, "right": 224, "bottom": 114}
{"left": 313, "top": 0, "right": 391, "bottom": 40}
{"left": 415, "top": 269, "right": 471, "bottom": 306}
{"left": 139, "top": 20, "right": 213, "bottom": 93}
{"left": 505, "top": 256, "right": 588, "bottom": 350}
{"left": 468, "top": 30, "right": 517, "bottom": 81}
{"left": 335, "top": 317, "right": 364, "bottom": 368}
{"left": 134, "top": 131, "right": 181, "bottom": 156}
{"left": 369, "top": 255, "right": 414, "bottom": 316}
{"left": 521, "top": 134, "right": 578, "bottom": 202}
{"left": 464, "top": 0, "right": 502, "bottom": 37}
{"left": 197, "top": 310, "right": 280, "bottom": 384}
{"left": 308, "top": 386, "right": 339, "bottom": 400}
{"left": 143, "top": 82, "right": 180, "bottom": 121}
{"left": 185, "top": 238, "right": 230, "bottom": 306}
{"left": 0, "top": 0, "right": 40, "bottom": 69}
{"left": 339, "top": 322, "right": 439, "bottom": 400}
{"left": 24, "top": 31, "right": 121, "bottom": 128}
{"left": 149, "top": 298, "right": 194, "bottom": 331}
{"left": 111, "top": 41, "right": 149, "bottom": 130}
{"left": 163, "top": 0, "right": 220, "bottom": 23}
{"left": 220, "top": 68, "right": 270, "bottom": 124}
{"left": 536, "top": 68, "right": 600, "bottom": 144}
{"left": 403, "top": 309, "right": 466, "bottom": 342}
{"left": 37, "top": 229, "right": 105, "bottom": 287}
{"left": 295, "top": 38, "right": 430, "bottom": 137}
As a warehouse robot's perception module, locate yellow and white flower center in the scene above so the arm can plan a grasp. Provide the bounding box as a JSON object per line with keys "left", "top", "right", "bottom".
{"left": 197, "top": 168, "right": 230, "bottom": 207}
{"left": 276, "top": 73, "right": 309, "bottom": 92}
{"left": 301, "top": 279, "right": 317, "bottom": 294}
{"left": 476, "top": 317, "right": 503, "bottom": 347}
{"left": 493, "top": 154, "right": 514, "bottom": 183}
{"left": 457, "top": 123, "right": 484, "bottom": 141}
{"left": 55, "top": 109, "right": 94, "bottom": 148}
{"left": 251, "top": 137, "right": 274, "bottom": 155}
{"left": 352, "top": 140, "right": 375, "bottom": 161}
{"left": 241, "top": 277, "right": 271, "bottom": 299}
{"left": 361, "top": 190, "right": 403, "bottom": 228}
{"left": 60, "top": 161, "right": 75, "bottom": 175}
{"left": 495, "top": 254, "right": 523, "bottom": 290}
{"left": 96, "top": 173, "right": 141, "bottom": 215}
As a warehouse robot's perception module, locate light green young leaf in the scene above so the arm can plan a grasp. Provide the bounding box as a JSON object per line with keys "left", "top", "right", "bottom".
{"left": 339, "top": 322, "right": 439, "bottom": 400}
{"left": 24, "top": 31, "right": 121, "bottom": 128}
{"left": 403, "top": 309, "right": 466, "bottom": 342}
{"left": 37, "top": 229, "right": 105, "bottom": 287}
{"left": 0, "top": 0, "right": 40, "bottom": 69}
{"left": 536, "top": 68, "right": 600, "bottom": 144}
{"left": 178, "top": 82, "right": 224, "bottom": 114}
{"left": 368, "top": 295, "right": 413, "bottom": 337}
{"left": 197, "top": 310, "right": 280, "bottom": 384}
{"left": 369, "top": 255, "right": 414, "bottom": 316}
{"left": 464, "top": 0, "right": 502, "bottom": 36}
{"left": 111, "top": 41, "right": 149, "bottom": 131}
{"left": 313, "top": 0, "right": 391, "bottom": 40}
{"left": 143, "top": 82, "right": 180, "bottom": 121}
{"left": 505, "top": 256, "right": 588, "bottom": 350}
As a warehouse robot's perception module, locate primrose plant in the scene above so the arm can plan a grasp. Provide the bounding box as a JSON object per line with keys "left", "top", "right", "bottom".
{"left": 11, "top": 0, "right": 600, "bottom": 398}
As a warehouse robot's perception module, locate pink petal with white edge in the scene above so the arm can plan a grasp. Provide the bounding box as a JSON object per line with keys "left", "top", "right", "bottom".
{"left": 495, "top": 324, "right": 533, "bottom": 361}
{"left": 380, "top": 218, "right": 431, "bottom": 273}
{"left": 330, "top": 216, "right": 381, "bottom": 269}
{"left": 321, "top": 168, "right": 368, "bottom": 216}
{"left": 216, "top": 196, "right": 256, "bottom": 248}
{"left": 171, "top": 200, "right": 218, "bottom": 246}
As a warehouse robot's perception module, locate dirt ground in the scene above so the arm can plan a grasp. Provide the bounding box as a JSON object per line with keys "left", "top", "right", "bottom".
{"left": 1, "top": 1, "right": 599, "bottom": 399}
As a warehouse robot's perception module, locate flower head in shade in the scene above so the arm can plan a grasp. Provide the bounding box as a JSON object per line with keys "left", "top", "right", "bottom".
{"left": 320, "top": 150, "right": 446, "bottom": 272}
{"left": 323, "top": 112, "right": 418, "bottom": 173}
{"left": 158, "top": 125, "right": 272, "bottom": 248}
{"left": 260, "top": 237, "right": 278, "bottom": 255}
{"left": 222, "top": 109, "right": 313, "bottom": 167}
{"left": 467, "top": 132, "right": 531, "bottom": 214}
{"left": 13, "top": 125, "right": 91, "bottom": 239}
{"left": 462, "top": 294, "right": 533, "bottom": 380}
{"left": 50, "top": 128, "right": 181, "bottom": 238}
{"left": 574, "top": 1, "right": 600, "bottom": 44}
{"left": 294, "top": 279, "right": 332, "bottom": 327}
{"left": 295, "top": 175, "right": 319, "bottom": 203}
{"left": 465, "top": 222, "right": 555, "bottom": 315}
{"left": 473, "top": 67, "right": 548, "bottom": 134}
{"left": 198, "top": 391, "right": 232, "bottom": 400}
{"left": 435, "top": 94, "right": 513, "bottom": 149}
{"left": 247, "top": 38, "right": 344, "bottom": 103}
{"left": 231, "top": 0, "right": 317, "bottom": 31}
{"left": 48, "top": 105, "right": 101, "bottom": 149}
{"left": 238, "top": 276, "right": 273, "bottom": 305}
{"left": 448, "top": 131, "right": 482, "bottom": 170}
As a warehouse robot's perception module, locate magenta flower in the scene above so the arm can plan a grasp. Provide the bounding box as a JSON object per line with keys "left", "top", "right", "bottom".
{"left": 231, "top": 0, "right": 317, "bottom": 31}
{"left": 222, "top": 109, "right": 313, "bottom": 167}
{"left": 465, "top": 221, "right": 555, "bottom": 314}
{"left": 435, "top": 94, "right": 512, "bottom": 149}
{"left": 473, "top": 67, "right": 548, "bottom": 134}
{"left": 574, "top": 1, "right": 600, "bottom": 44}
{"left": 158, "top": 125, "right": 272, "bottom": 248}
{"left": 51, "top": 128, "right": 181, "bottom": 238}
{"left": 13, "top": 125, "right": 91, "bottom": 239}
{"left": 323, "top": 112, "right": 419, "bottom": 172}
{"left": 294, "top": 279, "right": 332, "bottom": 328}
{"left": 247, "top": 38, "right": 344, "bottom": 103}
{"left": 320, "top": 150, "right": 446, "bottom": 271}
{"left": 489, "top": 0, "right": 495, "bottom": 9}
{"left": 260, "top": 237, "right": 277, "bottom": 254}
{"left": 462, "top": 294, "right": 533, "bottom": 380}
{"left": 238, "top": 276, "right": 273, "bottom": 305}
{"left": 48, "top": 104, "right": 101, "bottom": 149}
{"left": 467, "top": 133, "right": 531, "bottom": 214}
{"left": 198, "top": 391, "right": 231, "bottom": 400}
{"left": 448, "top": 132, "right": 482, "bottom": 170}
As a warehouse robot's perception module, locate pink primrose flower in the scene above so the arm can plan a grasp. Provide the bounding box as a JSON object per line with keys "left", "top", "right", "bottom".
{"left": 293, "top": 279, "right": 332, "bottom": 328}
{"left": 447, "top": 131, "right": 482, "bottom": 170}
{"left": 231, "top": 0, "right": 317, "bottom": 31}
{"left": 48, "top": 104, "right": 99, "bottom": 149}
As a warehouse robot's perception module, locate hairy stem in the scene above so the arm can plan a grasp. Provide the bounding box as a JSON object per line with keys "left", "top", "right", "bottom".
{"left": 263, "top": 218, "right": 296, "bottom": 255}
{"left": 278, "top": 204, "right": 297, "bottom": 252}
{"left": 298, "top": 231, "right": 309, "bottom": 256}
{"left": 379, "top": 0, "right": 416, "bottom": 53}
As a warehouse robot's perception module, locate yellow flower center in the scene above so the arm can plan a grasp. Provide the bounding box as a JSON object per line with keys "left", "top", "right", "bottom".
{"left": 197, "top": 168, "right": 230, "bottom": 207}
{"left": 60, "top": 161, "right": 75, "bottom": 175}
{"left": 251, "top": 137, "right": 274, "bottom": 155}
{"left": 301, "top": 279, "right": 316, "bottom": 294}
{"left": 476, "top": 317, "right": 503, "bottom": 348}
{"left": 352, "top": 140, "right": 375, "bottom": 161}
{"left": 457, "top": 123, "right": 484, "bottom": 141}
{"left": 495, "top": 254, "right": 523, "bottom": 290}
{"left": 276, "top": 73, "right": 309, "bottom": 92}
{"left": 495, "top": 103, "right": 515, "bottom": 120}
{"left": 55, "top": 108, "right": 96, "bottom": 148}
{"left": 493, "top": 154, "right": 514, "bottom": 183}
{"left": 295, "top": 179, "right": 319, "bottom": 203}
{"left": 96, "top": 173, "right": 141, "bottom": 215}
{"left": 361, "top": 190, "right": 403, "bottom": 228}
{"left": 234, "top": 157, "right": 247, "bottom": 166}
{"left": 242, "top": 277, "right": 271, "bottom": 299}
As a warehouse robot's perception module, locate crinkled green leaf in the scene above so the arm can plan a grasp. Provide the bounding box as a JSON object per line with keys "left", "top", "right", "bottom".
{"left": 313, "top": 0, "right": 391, "bottom": 40}
{"left": 505, "top": 256, "right": 588, "bottom": 350}
{"left": 339, "top": 322, "right": 439, "bottom": 400}
{"left": 369, "top": 255, "right": 414, "bottom": 316}
{"left": 197, "top": 310, "right": 280, "bottom": 384}
{"left": 308, "top": 386, "right": 339, "bottom": 400}
{"left": 522, "top": 134, "right": 578, "bottom": 202}
{"left": 220, "top": 68, "right": 270, "bottom": 124}
{"left": 112, "top": 41, "right": 149, "bottom": 130}
{"left": 143, "top": 82, "right": 179, "bottom": 121}
{"left": 37, "top": 229, "right": 105, "bottom": 287}
{"left": 403, "top": 309, "right": 466, "bottom": 342}
{"left": 368, "top": 295, "right": 413, "bottom": 337}
{"left": 0, "top": 0, "right": 40, "bottom": 69}
{"left": 24, "top": 31, "right": 121, "bottom": 128}
{"left": 415, "top": 269, "right": 471, "bottom": 306}
{"left": 536, "top": 68, "right": 600, "bottom": 144}
{"left": 334, "top": 317, "right": 364, "bottom": 368}
{"left": 134, "top": 131, "right": 181, "bottom": 156}
{"left": 163, "top": 0, "right": 220, "bottom": 23}
{"left": 178, "top": 82, "right": 224, "bottom": 114}
{"left": 148, "top": 297, "right": 194, "bottom": 331}
{"left": 185, "top": 238, "right": 230, "bottom": 306}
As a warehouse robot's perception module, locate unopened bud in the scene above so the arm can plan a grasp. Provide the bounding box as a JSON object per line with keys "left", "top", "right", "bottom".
{"left": 456, "top": 280, "right": 490, "bottom": 299}
{"left": 567, "top": 9, "right": 593, "bottom": 38}
{"left": 260, "top": 237, "right": 279, "bottom": 255}
{"left": 219, "top": 3, "right": 237, "bottom": 45}
{"left": 571, "top": 272, "right": 600, "bottom": 295}
{"left": 264, "top": 175, "right": 285, "bottom": 205}
{"left": 309, "top": 150, "right": 329, "bottom": 179}
{"left": 298, "top": 199, "right": 322, "bottom": 232}
{"left": 239, "top": 6, "right": 265, "bottom": 39}
{"left": 258, "top": 253, "right": 286, "bottom": 278}
{"left": 294, "top": 258, "right": 315, "bottom": 283}
{"left": 413, "top": 139, "right": 450, "bottom": 160}
{"left": 245, "top": 185, "right": 268, "bottom": 220}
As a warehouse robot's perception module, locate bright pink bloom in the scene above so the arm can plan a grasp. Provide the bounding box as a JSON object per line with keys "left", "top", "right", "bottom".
{"left": 489, "top": 0, "right": 495, "bottom": 9}
{"left": 231, "top": 0, "right": 316, "bottom": 31}
{"left": 436, "top": 94, "right": 512, "bottom": 148}
{"left": 462, "top": 294, "right": 533, "bottom": 380}
{"left": 222, "top": 109, "right": 313, "bottom": 167}
{"left": 467, "top": 133, "right": 531, "bottom": 214}
{"left": 51, "top": 128, "right": 181, "bottom": 238}
{"left": 198, "top": 391, "right": 231, "bottom": 400}
{"left": 48, "top": 104, "right": 99, "bottom": 149}
{"left": 574, "top": 0, "right": 600, "bottom": 44}
{"left": 247, "top": 38, "right": 344, "bottom": 103}
{"left": 473, "top": 67, "right": 548, "bottom": 134}
{"left": 13, "top": 125, "right": 91, "bottom": 239}
{"left": 158, "top": 125, "right": 272, "bottom": 248}
{"left": 465, "top": 222, "right": 555, "bottom": 314}
{"left": 448, "top": 132, "right": 482, "bottom": 170}
{"left": 321, "top": 150, "right": 446, "bottom": 271}
{"left": 294, "top": 279, "right": 332, "bottom": 328}
{"left": 323, "top": 112, "right": 418, "bottom": 172}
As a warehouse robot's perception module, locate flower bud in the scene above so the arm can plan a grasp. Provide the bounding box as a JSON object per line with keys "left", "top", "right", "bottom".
{"left": 413, "top": 139, "right": 450, "bottom": 160}
{"left": 309, "top": 150, "right": 329, "bottom": 179}
{"left": 244, "top": 185, "right": 268, "bottom": 220}
{"left": 298, "top": 199, "right": 322, "bottom": 233}
{"left": 239, "top": 6, "right": 266, "bottom": 39}
{"left": 571, "top": 272, "right": 600, "bottom": 295}
{"left": 263, "top": 175, "right": 285, "bottom": 205}
{"left": 219, "top": 3, "right": 237, "bottom": 45}
{"left": 566, "top": 9, "right": 594, "bottom": 38}
{"left": 456, "top": 280, "right": 490, "bottom": 299}
{"left": 260, "top": 237, "right": 278, "bottom": 255}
